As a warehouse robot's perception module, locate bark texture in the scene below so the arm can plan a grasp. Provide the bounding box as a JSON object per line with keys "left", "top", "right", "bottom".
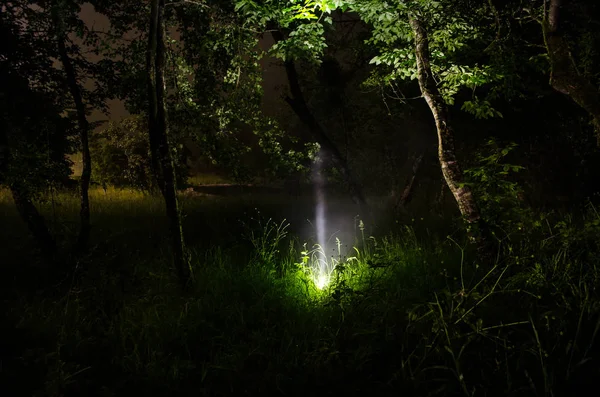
{"left": 148, "top": 0, "right": 191, "bottom": 287}
{"left": 270, "top": 28, "right": 368, "bottom": 214}
{"left": 543, "top": 0, "right": 600, "bottom": 144}
{"left": 53, "top": 8, "right": 92, "bottom": 251}
{"left": 409, "top": 16, "right": 489, "bottom": 251}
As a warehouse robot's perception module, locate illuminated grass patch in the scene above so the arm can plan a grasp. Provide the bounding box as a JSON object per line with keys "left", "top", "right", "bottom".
{"left": 298, "top": 237, "right": 360, "bottom": 291}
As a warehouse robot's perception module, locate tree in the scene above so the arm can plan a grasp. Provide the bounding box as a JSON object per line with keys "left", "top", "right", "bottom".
{"left": 237, "top": 0, "right": 499, "bottom": 251}
{"left": 50, "top": 1, "right": 93, "bottom": 251}
{"left": 479, "top": 0, "right": 600, "bottom": 205}
{"left": 408, "top": 15, "right": 487, "bottom": 249}
{"left": 91, "top": 0, "right": 314, "bottom": 285}
{"left": 269, "top": 26, "right": 369, "bottom": 211}
{"left": 2, "top": 0, "right": 114, "bottom": 255}
{"left": 90, "top": 115, "right": 185, "bottom": 191}
{"left": 0, "top": 2, "right": 76, "bottom": 258}
{"left": 234, "top": 1, "right": 369, "bottom": 212}
{"left": 0, "top": 91, "right": 58, "bottom": 258}
{"left": 541, "top": 0, "right": 600, "bottom": 144}
{"left": 93, "top": 0, "right": 304, "bottom": 185}
{"left": 147, "top": 0, "right": 192, "bottom": 287}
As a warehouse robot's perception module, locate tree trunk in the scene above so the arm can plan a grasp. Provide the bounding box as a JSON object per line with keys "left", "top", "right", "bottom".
{"left": 53, "top": 13, "right": 92, "bottom": 251}
{"left": 409, "top": 16, "right": 490, "bottom": 252}
{"left": 146, "top": 0, "right": 165, "bottom": 195}
{"left": 0, "top": 121, "right": 56, "bottom": 257}
{"left": 394, "top": 152, "right": 424, "bottom": 211}
{"left": 270, "top": 29, "right": 368, "bottom": 215}
{"left": 543, "top": 0, "right": 600, "bottom": 144}
{"left": 10, "top": 185, "right": 57, "bottom": 256}
{"left": 148, "top": 0, "right": 191, "bottom": 287}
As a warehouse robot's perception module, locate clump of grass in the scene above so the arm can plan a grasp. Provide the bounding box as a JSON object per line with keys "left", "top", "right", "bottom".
{"left": 242, "top": 210, "right": 290, "bottom": 266}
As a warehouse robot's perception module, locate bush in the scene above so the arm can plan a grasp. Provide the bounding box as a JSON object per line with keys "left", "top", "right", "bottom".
{"left": 464, "top": 139, "right": 541, "bottom": 238}
{"left": 91, "top": 115, "right": 187, "bottom": 191}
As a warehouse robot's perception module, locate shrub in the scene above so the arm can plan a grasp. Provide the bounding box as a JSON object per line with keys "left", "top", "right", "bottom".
{"left": 90, "top": 115, "right": 187, "bottom": 191}
{"left": 464, "top": 139, "right": 541, "bottom": 238}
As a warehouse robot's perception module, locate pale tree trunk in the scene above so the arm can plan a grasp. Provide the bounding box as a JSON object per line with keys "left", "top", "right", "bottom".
{"left": 0, "top": 120, "right": 56, "bottom": 258}
{"left": 409, "top": 16, "right": 490, "bottom": 254}
{"left": 148, "top": 0, "right": 192, "bottom": 287}
{"left": 52, "top": 7, "right": 91, "bottom": 251}
{"left": 270, "top": 28, "right": 369, "bottom": 216}
{"left": 543, "top": 0, "right": 600, "bottom": 144}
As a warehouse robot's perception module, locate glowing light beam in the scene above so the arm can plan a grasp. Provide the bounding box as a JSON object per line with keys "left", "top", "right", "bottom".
{"left": 312, "top": 151, "right": 332, "bottom": 290}
{"left": 314, "top": 272, "right": 330, "bottom": 290}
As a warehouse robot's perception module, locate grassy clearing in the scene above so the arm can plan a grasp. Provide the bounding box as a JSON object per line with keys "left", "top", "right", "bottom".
{"left": 1, "top": 187, "right": 600, "bottom": 396}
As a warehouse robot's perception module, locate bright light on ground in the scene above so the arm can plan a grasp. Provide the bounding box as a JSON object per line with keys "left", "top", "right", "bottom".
{"left": 314, "top": 272, "right": 330, "bottom": 290}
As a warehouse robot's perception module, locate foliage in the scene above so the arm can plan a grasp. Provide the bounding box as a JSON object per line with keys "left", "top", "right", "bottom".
{"left": 236, "top": 0, "right": 333, "bottom": 63}
{"left": 91, "top": 115, "right": 187, "bottom": 190}
{"left": 463, "top": 139, "right": 540, "bottom": 237}
{"left": 91, "top": 0, "right": 311, "bottom": 183}
{"left": 552, "top": 202, "right": 600, "bottom": 257}
{"left": 0, "top": 83, "right": 74, "bottom": 197}
{"left": 0, "top": 2, "right": 77, "bottom": 195}
{"left": 256, "top": 118, "right": 321, "bottom": 180}
{"left": 237, "top": 1, "right": 508, "bottom": 116}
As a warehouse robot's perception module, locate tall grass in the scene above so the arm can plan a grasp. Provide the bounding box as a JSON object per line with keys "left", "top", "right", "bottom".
{"left": 1, "top": 187, "right": 599, "bottom": 396}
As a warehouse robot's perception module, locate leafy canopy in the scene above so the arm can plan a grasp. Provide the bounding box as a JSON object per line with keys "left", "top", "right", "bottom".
{"left": 236, "top": 0, "right": 506, "bottom": 118}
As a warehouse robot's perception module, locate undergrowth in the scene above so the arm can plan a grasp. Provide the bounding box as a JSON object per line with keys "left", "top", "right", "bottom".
{"left": 1, "top": 188, "right": 600, "bottom": 396}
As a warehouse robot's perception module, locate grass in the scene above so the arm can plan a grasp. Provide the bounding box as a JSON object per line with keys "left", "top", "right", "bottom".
{"left": 1, "top": 187, "right": 600, "bottom": 396}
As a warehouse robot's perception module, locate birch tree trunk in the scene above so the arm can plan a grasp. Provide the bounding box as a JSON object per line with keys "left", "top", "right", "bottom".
{"left": 409, "top": 16, "right": 490, "bottom": 253}
{"left": 148, "top": 0, "right": 191, "bottom": 287}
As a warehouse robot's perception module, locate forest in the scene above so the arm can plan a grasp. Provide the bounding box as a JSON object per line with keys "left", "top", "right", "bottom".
{"left": 2, "top": 0, "right": 600, "bottom": 395}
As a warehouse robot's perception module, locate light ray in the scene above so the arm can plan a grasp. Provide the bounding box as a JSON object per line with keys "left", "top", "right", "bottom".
{"left": 312, "top": 151, "right": 331, "bottom": 289}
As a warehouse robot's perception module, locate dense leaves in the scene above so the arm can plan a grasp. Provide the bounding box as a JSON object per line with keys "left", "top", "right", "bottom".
{"left": 91, "top": 115, "right": 188, "bottom": 190}
{"left": 0, "top": 2, "right": 75, "bottom": 194}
